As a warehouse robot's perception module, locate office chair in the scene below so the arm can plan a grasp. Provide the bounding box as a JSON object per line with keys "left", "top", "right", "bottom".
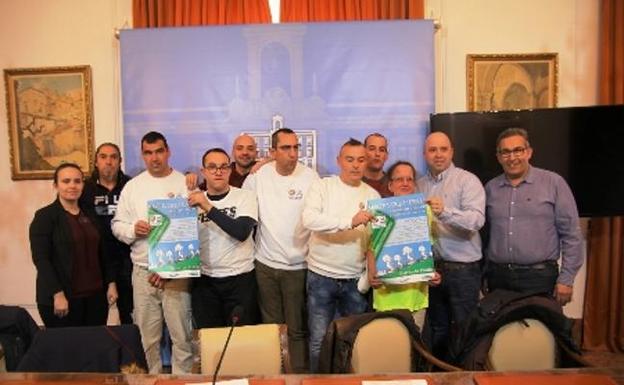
{"left": 17, "top": 324, "right": 147, "bottom": 372}
{"left": 319, "top": 310, "right": 462, "bottom": 373}
{"left": 486, "top": 318, "right": 557, "bottom": 370}
{"left": 0, "top": 305, "right": 40, "bottom": 371}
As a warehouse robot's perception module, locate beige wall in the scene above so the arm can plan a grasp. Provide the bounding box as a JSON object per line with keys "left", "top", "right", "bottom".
{"left": 428, "top": 0, "right": 600, "bottom": 112}
{"left": 426, "top": 0, "right": 600, "bottom": 318}
{"left": 0, "top": 0, "right": 132, "bottom": 322}
{"left": 0, "top": 0, "right": 599, "bottom": 322}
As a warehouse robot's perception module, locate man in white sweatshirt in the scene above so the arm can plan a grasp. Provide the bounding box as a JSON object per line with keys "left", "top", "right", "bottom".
{"left": 242, "top": 128, "right": 319, "bottom": 373}
{"left": 302, "top": 138, "right": 380, "bottom": 372}
{"left": 111, "top": 131, "right": 193, "bottom": 374}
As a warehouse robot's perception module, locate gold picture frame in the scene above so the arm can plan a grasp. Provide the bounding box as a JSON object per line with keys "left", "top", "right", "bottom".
{"left": 4, "top": 65, "right": 94, "bottom": 180}
{"left": 466, "top": 53, "right": 558, "bottom": 112}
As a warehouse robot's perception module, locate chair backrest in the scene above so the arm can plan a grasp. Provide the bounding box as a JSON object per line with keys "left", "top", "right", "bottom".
{"left": 487, "top": 318, "right": 557, "bottom": 371}
{"left": 16, "top": 325, "right": 147, "bottom": 373}
{"left": 351, "top": 317, "right": 412, "bottom": 373}
{"left": 0, "top": 305, "right": 40, "bottom": 372}
{"left": 199, "top": 323, "right": 289, "bottom": 376}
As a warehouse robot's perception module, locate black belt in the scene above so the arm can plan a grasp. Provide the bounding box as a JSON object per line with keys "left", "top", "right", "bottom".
{"left": 492, "top": 260, "right": 557, "bottom": 270}
{"left": 435, "top": 260, "right": 480, "bottom": 271}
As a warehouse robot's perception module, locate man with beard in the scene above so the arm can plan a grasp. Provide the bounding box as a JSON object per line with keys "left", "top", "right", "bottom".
{"left": 362, "top": 133, "right": 392, "bottom": 197}
{"left": 229, "top": 134, "right": 257, "bottom": 187}
{"left": 81, "top": 143, "right": 133, "bottom": 324}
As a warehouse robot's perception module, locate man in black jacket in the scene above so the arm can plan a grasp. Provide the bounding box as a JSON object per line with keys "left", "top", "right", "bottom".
{"left": 81, "top": 143, "right": 133, "bottom": 324}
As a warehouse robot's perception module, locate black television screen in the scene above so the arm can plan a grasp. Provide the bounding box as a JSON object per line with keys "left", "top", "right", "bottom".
{"left": 430, "top": 104, "right": 624, "bottom": 217}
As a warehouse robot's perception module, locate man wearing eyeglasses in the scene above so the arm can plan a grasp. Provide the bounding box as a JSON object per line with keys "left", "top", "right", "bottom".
{"left": 485, "top": 128, "right": 583, "bottom": 306}
{"left": 241, "top": 128, "right": 319, "bottom": 373}
{"left": 417, "top": 131, "right": 485, "bottom": 359}
{"left": 187, "top": 148, "right": 259, "bottom": 328}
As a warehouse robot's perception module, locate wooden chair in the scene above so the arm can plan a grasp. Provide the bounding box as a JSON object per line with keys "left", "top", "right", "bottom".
{"left": 199, "top": 323, "right": 291, "bottom": 376}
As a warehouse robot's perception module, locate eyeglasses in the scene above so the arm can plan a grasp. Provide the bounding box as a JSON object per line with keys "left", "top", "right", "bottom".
{"left": 391, "top": 176, "right": 415, "bottom": 183}
{"left": 497, "top": 147, "right": 527, "bottom": 159}
{"left": 204, "top": 163, "right": 231, "bottom": 174}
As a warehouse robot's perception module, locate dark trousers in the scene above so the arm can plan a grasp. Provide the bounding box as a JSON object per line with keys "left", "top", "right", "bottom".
{"left": 486, "top": 261, "right": 558, "bottom": 295}
{"left": 426, "top": 261, "right": 481, "bottom": 360}
{"left": 191, "top": 270, "right": 260, "bottom": 328}
{"left": 255, "top": 261, "right": 309, "bottom": 373}
{"left": 116, "top": 259, "right": 134, "bottom": 324}
{"left": 38, "top": 289, "right": 108, "bottom": 328}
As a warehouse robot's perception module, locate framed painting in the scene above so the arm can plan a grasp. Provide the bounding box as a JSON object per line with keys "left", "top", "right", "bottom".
{"left": 4, "top": 65, "right": 94, "bottom": 180}
{"left": 466, "top": 53, "right": 558, "bottom": 112}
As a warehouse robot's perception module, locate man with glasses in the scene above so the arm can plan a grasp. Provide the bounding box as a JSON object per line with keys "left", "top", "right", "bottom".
{"left": 188, "top": 148, "right": 260, "bottom": 327}
{"left": 242, "top": 128, "right": 319, "bottom": 373}
{"left": 485, "top": 128, "right": 583, "bottom": 306}
{"left": 417, "top": 131, "right": 485, "bottom": 359}
{"left": 362, "top": 133, "right": 392, "bottom": 197}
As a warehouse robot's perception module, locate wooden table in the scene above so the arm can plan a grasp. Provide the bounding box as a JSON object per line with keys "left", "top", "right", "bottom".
{"left": 0, "top": 367, "right": 622, "bottom": 385}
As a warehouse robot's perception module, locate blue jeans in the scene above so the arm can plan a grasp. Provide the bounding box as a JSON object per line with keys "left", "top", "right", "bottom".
{"left": 426, "top": 261, "right": 481, "bottom": 360}
{"left": 307, "top": 270, "right": 368, "bottom": 373}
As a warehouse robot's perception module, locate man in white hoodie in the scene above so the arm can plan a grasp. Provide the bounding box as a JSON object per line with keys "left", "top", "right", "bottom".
{"left": 112, "top": 131, "right": 193, "bottom": 374}
{"left": 302, "top": 138, "right": 380, "bottom": 372}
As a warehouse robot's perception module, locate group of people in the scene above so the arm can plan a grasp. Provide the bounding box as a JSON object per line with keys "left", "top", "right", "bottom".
{"left": 29, "top": 126, "right": 583, "bottom": 374}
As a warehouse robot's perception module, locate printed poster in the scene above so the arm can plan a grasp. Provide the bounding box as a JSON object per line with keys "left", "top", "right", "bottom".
{"left": 147, "top": 197, "right": 200, "bottom": 278}
{"left": 368, "top": 193, "right": 435, "bottom": 284}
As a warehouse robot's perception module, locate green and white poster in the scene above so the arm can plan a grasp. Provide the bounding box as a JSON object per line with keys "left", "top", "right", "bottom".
{"left": 368, "top": 193, "right": 435, "bottom": 284}
{"left": 148, "top": 197, "right": 200, "bottom": 278}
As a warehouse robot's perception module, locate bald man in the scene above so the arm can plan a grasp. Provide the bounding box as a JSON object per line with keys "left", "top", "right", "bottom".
{"left": 230, "top": 134, "right": 258, "bottom": 187}
{"left": 417, "top": 132, "right": 485, "bottom": 359}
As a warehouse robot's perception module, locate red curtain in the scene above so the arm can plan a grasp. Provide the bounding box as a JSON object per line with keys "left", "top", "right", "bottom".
{"left": 582, "top": 0, "right": 624, "bottom": 353}
{"left": 133, "top": 0, "right": 271, "bottom": 28}
{"left": 280, "top": 0, "right": 424, "bottom": 22}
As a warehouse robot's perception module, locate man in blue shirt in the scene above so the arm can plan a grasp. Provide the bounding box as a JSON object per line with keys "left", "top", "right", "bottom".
{"left": 485, "top": 128, "right": 583, "bottom": 306}
{"left": 417, "top": 132, "right": 486, "bottom": 359}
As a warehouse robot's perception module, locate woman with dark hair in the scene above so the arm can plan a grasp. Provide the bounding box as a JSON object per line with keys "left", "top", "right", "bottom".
{"left": 366, "top": 160, "right": 441, "bottom": 330}
{"left": 29, "top": 163, "right": 117, "bottom": 327}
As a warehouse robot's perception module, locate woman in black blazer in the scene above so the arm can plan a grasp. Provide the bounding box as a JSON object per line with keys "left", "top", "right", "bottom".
{"left": 29, "top": 163, "right": 118, "bottom": 327}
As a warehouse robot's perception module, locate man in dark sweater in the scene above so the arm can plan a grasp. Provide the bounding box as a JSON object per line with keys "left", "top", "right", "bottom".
{"left": 81, "top": 142, "right": 133, "bottom": 324}
{"left": 229, "top": 134, "right": 258, "bottom": 187}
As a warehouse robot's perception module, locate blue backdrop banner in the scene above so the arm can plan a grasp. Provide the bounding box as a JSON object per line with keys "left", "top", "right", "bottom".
{"left": 120, "top": 20, "right": 434, "bottom": 176}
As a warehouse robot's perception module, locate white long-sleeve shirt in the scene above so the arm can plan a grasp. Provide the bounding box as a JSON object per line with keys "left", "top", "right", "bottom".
{"left": 302, "top": 176, "right": 380, "bottom": 279}
{"left": 242, "top": 162, "right": 319, "bottom": 270}
{"left": 111, "top": 170, "right": 188, "bottom": 266}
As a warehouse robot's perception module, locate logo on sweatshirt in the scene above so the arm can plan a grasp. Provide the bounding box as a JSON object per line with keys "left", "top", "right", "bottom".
{"left": 288, "top": 189, "right": 303, "bottom": 200}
